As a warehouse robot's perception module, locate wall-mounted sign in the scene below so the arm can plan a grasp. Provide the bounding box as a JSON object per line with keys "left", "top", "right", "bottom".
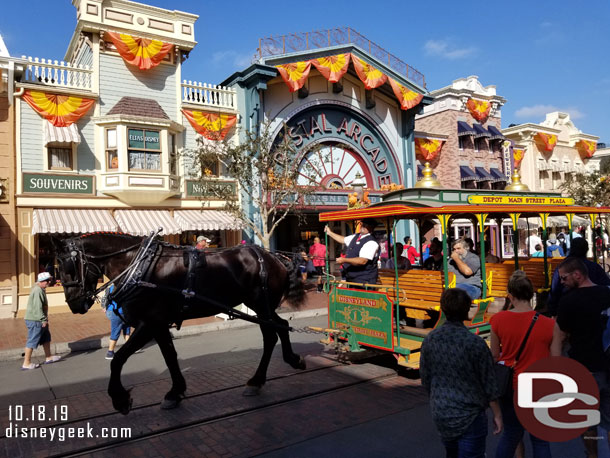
{"left": 22, "top": 173, "right": 94, "bottom": 194}
{"left": 186, "top": 179, "right": 237, "bottom": 198}
{"left": 281, "top": 105, "right": 400, "bottom": 188}
{"left": 303, "top": 192, "right": 382, "bottom": 206}
{"left": 128, "top": 129, "right": 160, "bottom": 150}
{"left": 467, "top": 195, "right": 574, "bottom": 206}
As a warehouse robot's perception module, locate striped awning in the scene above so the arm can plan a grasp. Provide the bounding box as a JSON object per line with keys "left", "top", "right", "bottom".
{"left": 32, "top": 209, "right": 118, "bottom": 234}
{"left": 44, "top": 121, "right": 81, "bottom": 145}
{"left": 174, "top": 210, "right": 243, "bottom": 231}
{"left": 114, "top": 210, "right": 181, "bottom": 236}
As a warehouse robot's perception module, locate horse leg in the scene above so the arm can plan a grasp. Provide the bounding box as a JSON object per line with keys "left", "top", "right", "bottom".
{"left": 244, "top": 323, "right": 278, "bottom": 396}
{"left": 155, "top": 326, "right": 187, "bottom": 410}
{"left": 108, "top": 323, "right": 153, "bottom": 415}
{"left": 272, "top": 312, "right": 306, "bottom": 370}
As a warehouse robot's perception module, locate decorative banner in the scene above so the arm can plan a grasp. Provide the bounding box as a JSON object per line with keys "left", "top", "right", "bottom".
{"left": 182, "top": 109, "right": 237, "bottom": 141}
{"left": 275, "top": 61, "right": 312, "bottom": 92}
{"left": 414, "top": 138, "right": 444, "bottom": 161}
{"left": 22, "top": 90, "right": 95, "bottom": 127}
{"left": 352, "top": 57, "right": 388, "bottom": 89}
{"left": 535, "top": 132, "right": 558, "bottom": 152}
{"left": 513, "top": 147, "right": 525, "bottom": 168}
{"left": 466, "top": 98, "right": 491, "bottom": 122}
{"left": 388, "top": 78, "right": 424, "bottom": 110}
{"left": 310, "top": 53, "right": 350, "bottom": 83}
{"left": 576, "top": 139, "right": 597, "bottom": 158}
{"left": 105, "top": 31, "right": 174, "bottom": 70}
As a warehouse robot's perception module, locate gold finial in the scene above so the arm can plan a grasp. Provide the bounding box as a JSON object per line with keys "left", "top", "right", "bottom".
{"left": 504, "top": 170, "right": 530, "bottom": 191}
{"left": 415, "top": 162, "right": 441, "bottom": 188}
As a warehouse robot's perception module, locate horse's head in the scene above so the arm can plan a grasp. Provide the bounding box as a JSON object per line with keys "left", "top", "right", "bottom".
{"left": 52, "top": 236, "right": 99, "bottom": 314}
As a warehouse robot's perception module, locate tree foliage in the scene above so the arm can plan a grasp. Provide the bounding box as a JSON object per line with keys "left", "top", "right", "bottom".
{"left": 560, "top": 171, "right": 610, "bottom": 207}
{"left": 183, "top": 120, "right": 320, "bottom": 248}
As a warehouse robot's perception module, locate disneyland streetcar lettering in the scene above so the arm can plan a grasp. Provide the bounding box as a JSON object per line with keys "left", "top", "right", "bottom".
{"left": 467, "top": 195, "right": 575, "bottom": 205}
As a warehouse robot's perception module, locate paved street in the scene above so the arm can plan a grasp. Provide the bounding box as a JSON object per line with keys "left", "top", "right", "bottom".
{"left": 0, "top": 314, "right": 606, "bottom": 457}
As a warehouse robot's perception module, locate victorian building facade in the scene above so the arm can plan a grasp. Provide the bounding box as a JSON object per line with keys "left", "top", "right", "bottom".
{"left": 7, "top": 0, "right": 241, "bottom": 316}
{"left": 502, "top": 112, "right": 599, "bottom": 192}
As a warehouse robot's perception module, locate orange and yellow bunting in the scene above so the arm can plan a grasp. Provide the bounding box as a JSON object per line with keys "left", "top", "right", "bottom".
{"left": 182, "top": 109, "right": 237, "bottom": 141}
{"left": 513, "top": 148, "right": 525, "bottom": 168}
{"left": 576, "top": 139, "right": 597, "bottom": 158}
{"left": 106, "top": 32, "right": 174, "bottom": 71}
{"left": 22, "top": 90, "right": 95, "bottom": 127}
{"left": 535, "top": 132, "right": 557, "bottom": 152}
{"left": 310, "top": 54, "right": 350, "bottom": 83}
{"left": 466, "top": 98, "right": 491, "bottom": 122}
{"left": 388, "top": 78, "right": 424, "bottom": 110}
{"left": 352, "top": 57, "right": 387, "bottom": 89}
{"left": 414, "top": 138, "right": 444, "bottom": 161}
{"left": 275, "top": 61, "right": 312, "bottom": 92}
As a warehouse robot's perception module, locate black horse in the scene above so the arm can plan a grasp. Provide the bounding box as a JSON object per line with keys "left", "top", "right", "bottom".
{"left": 52, "top": 233, "right": 306, "bottom": 414}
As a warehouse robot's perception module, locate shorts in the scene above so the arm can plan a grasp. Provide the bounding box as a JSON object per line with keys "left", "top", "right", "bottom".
{"left": 314, "top": 266, "right": 323, "bottom": 277}
{"left": 25, "top": 320, "right": 51, "bottom": 349}
{"left": 299, "top": 265, "right": 306, "bottom": 274}
{"left": 593, "top": 371, "right": 610, "bottom": 430}
{"left": 106, "top": 307, "right": 131, "bottom": 341}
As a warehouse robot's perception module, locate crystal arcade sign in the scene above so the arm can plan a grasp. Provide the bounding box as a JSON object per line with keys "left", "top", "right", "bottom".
{"left": 283, "top": 105, "right": 400, "bottom": 188}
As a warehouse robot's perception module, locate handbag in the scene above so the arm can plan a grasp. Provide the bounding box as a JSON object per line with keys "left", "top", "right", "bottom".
{"left": 495, "top": 312, "right": 540, "bottom": 398}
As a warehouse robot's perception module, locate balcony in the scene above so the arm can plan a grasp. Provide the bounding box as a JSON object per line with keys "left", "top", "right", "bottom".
{"left": 20, "top": 56, "right": 93, "bottom": 93}
{"left": 99, "top": 171, "right": 181, "bottom": 205}
{"left": 181, "top": 80, "right": 237, "bottom": 112}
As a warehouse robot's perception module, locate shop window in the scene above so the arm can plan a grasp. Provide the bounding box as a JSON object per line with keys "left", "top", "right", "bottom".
{"left": 474, "top": 138, "right": 488, "bottom": 153}
{"left": 48, "top": 146, "right": 73, "bottom": 170}
{"left": 461, "top": 180, "right": 477, "bottom": 190}
{"left": 106, "top": 128, "right": 118, "bottom": 170}
{"left": 458, "top": 136, "right": 465, "bottom": 150}
{"left": 492, "top": 181, "right": 506, "bottom": 191}
{"left": 128, "top": 128, "right": 161, "bottom": 171}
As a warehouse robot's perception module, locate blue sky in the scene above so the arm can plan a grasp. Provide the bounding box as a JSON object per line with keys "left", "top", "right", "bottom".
{"left": 2, "top": 1, "right": 609, "bottom": 142}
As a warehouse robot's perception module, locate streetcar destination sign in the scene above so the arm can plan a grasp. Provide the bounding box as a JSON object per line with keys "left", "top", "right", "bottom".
{"left": 467, "top": 195, "right": 574, "bottom": 206}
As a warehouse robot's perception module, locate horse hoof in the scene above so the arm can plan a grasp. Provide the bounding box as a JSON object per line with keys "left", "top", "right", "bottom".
{"left": 160, "top": 398, "right": 179, "bottom": 410}
{"left": 243, "top": 385, "right": 261, "bottom": 397}
{"left": 296, "top": 356, "right": 306, "bottom": 370}
{"left": 117, "top": 397, "right": 133, "bottom": 415}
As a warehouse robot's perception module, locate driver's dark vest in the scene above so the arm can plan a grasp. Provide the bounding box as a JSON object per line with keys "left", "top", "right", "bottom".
{"left": 344, "top": 233, "right": 380, "bottom": 284}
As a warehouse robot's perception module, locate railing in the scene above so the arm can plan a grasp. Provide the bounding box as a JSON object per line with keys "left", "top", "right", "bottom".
{"left": 21, "top": 57, "right": 93, "bottom": 91}
{"left": 258, "top": 26, "right": 426, "bottom": 89}
{"left": 182, "top": 81, "right": 237, "bottom": 111}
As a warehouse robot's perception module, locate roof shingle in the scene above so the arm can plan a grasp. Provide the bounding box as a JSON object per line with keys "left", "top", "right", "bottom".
{"left": 106, "top": 97, "right": 170, "bottom": 120}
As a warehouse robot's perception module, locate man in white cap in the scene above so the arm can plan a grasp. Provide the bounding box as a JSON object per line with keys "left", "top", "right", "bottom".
{"left": 22, "top": 272, "right": 61, "bottom": 370}
{"left": 196, "top": 235, "right": 210, "bottom": 250}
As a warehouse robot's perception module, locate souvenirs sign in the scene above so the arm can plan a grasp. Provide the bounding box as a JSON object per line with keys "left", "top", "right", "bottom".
{"left": 329, "top": 287, "right": 393, "bottom": 351}
{"left": 467, "top": 195, "right": 574, "bottom": 206}
{"left": 23, "top": 173, "right": 94, "bottom": 194}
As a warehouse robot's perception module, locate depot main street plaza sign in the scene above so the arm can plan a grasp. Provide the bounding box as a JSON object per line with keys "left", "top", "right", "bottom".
{"left": 22, "top": 173, "right": 94, "bottom": 195}
{"left": 467, "top": 195, "right": 574, "bottom": 206}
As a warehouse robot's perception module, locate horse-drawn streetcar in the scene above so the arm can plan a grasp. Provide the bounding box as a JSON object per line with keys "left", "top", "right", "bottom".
{"left": 319, "top": 188, "right": 610, "bottom": 369}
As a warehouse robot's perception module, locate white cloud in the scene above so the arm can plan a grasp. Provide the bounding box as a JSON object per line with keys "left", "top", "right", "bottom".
{"left": 514, "top": 104, "right": 584, "bottom": 120}
{"left": 211, "top": 50, "right": 253, "bottom": 68}
{"left": 423, "top": 39, "right": 477, "bottom": 60}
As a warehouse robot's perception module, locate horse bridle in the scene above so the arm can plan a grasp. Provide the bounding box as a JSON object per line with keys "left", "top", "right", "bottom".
{"left": 56, "top": 237, "right": 140, "bottom": 305}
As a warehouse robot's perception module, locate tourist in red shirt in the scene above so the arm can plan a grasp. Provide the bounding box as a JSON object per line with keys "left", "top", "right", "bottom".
{"left": 490, "top": 271, "right": 555, "bottom": 458}
{"left": 402, "top": 236, "right": 420, "bottom": 265}
{"left": 309, "top": 237, "right": 326, "bottom": 293}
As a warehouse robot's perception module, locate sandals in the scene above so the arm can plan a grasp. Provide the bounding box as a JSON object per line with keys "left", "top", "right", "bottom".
{"left": 21, "top": 363, "right": 40, "bottom": 370}
{"left": 43, "top": 355, "right": 62, "bottom": 364}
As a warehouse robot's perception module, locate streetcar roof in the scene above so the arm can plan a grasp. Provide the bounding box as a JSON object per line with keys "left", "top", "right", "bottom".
{"left": 319, "top": 201, "right": 610, "bottom": 222}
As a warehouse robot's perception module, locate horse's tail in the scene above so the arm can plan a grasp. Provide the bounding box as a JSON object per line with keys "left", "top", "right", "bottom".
{"left": 275, "top": 252, "right": 305, "bottom": 308}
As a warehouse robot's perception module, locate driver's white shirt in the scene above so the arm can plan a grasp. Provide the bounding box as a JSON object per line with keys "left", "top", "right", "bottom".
{"left": 344, "top": 234, "right": 379, "bottom": 261}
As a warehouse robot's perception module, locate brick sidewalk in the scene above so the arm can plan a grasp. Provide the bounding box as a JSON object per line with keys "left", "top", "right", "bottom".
{"left": 0, "top": 286, "right": 328, "bottom": 355}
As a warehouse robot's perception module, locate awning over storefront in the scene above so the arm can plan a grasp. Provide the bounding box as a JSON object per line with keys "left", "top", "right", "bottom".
{"left": 114, "top": 210, "right": 181, "bottom": 236}
{"left": 472, "top": 123, "right": 491, "bottom": 139}
{"left": 174, "top": 210, "right": 243, "bottom": 231}
{"left": 475, "top": 167, "right": 494, "bottom": 181}
{"left": 489, "top": 167, "right": 507, "bottom": 183}
{"left": 32, "top": 209, "right": 118, "bottom": 234}
{"left": 44, "top": 121, "right": 81, "bottom": 145}
{"left": 457, "top": 121, "right": 476, "bottom": 137}
{"left": 486, "top": 125, "right": 504, "bottom": 141}
{"left": 460, "top": 165, "right": 477, "bottom": 181}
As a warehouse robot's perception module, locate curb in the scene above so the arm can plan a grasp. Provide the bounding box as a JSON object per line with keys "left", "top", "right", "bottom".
{"left": 0, "top": 307, "right": 328, "bottom": 363}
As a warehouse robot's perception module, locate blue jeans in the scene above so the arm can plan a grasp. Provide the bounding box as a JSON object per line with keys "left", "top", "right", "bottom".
{"left": 442, "top": 411, "right": 487, "bottom": 458}
{"left": 106, "top": 307, "right": 130, "bottom": 341}
{"left": 496, "top": 390, "right": 551, "bottom": 458}
{"left": 456, "top": 283, "right": 482, "bottom": 300}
